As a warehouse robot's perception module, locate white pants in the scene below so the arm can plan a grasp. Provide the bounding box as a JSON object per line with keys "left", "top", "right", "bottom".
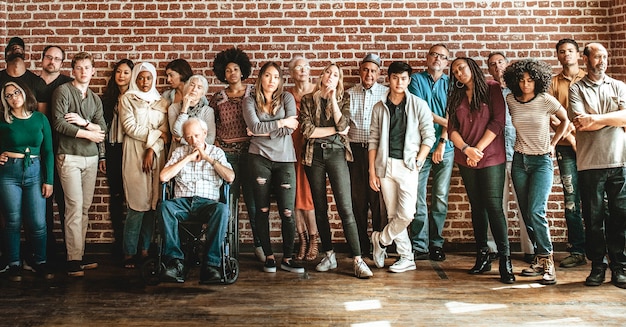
{"left": 56, "top": 154, "right": 99, "bottom": 261}
{"left": 379, "top": 158, "right": 419, "bottom": 259}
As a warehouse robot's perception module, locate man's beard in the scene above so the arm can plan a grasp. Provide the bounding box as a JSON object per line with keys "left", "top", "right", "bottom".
{"left": 6, "top": 52, "right": 24, "bottom": 62}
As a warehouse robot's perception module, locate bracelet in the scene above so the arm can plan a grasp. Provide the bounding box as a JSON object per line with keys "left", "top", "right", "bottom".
{"left": 461, "top": 144, "right": 470, "bottom": 153}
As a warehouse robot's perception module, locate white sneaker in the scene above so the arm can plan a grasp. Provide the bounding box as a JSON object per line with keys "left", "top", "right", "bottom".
{"left": 371, "top": 231, "right": 387, "bottom": 268}
{"left": 389, "top": 257, "right": 416, "bottom": 273}
{"left": 254, "top": 246, "right": 266, "bottom": 263}
{"left": 354, "top": 259, "right": 373, "bottom": 279}
{"left": 315, "top": 251, "right": 337, "bottom": 272}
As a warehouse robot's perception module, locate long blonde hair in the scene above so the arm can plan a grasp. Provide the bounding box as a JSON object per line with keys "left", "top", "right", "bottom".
{"left": 312, "top": 63, "right": 344, "bottom": 120}
{"left": 253, "top": 61, "right": 284, "bottom": 115}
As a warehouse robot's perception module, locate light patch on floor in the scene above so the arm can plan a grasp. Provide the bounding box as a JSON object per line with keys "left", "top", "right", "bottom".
{"left": 521, "top": 317, "right": 587, "bottom": 326}
{"left": 445, "top": 301, "right": 508, "bottom": 314}
{"left": 491, "top": 282, "right": 547, "bottom": 290}
{"left": 344, "top": 299, "right": 382, "bottom": 311}
{"left": 351, "top": 321, "right": 391, "bottom": 327}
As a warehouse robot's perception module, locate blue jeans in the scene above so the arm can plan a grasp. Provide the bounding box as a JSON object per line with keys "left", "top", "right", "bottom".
{"left": 511, "top": 152, "right": 554, "bottom": 255}
{"left": 579, "top": 167, "right": 626, "bottom": 267}
{"left": 410, "top": 150, "right": 454, "bottom": 252}
{"left": 226, "top": 151, "right": 259, "bottom": 247}
{"left": 555, "top": 145, "right": 585, "bottom": 254}
{"left": 305, "top": 145, "right": 361, "bottom": 256}
{"left": 0, "top": 158, "right": 47, "bottom": 266}
{"left": 159, "top": 196, "right": 228, "bottom": 267}
{"left": 249, "top": 154, "right": 296, "bottom": 258}
{"left": 122, "top": 208, "right": 154, "bottom": 256}
{"left": 458, "top": 163, "right": 510, "bottom": 255}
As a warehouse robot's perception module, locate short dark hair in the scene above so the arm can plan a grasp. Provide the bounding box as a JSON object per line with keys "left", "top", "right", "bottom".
{"left": 42, "top": 45, "right": 65, "bottom": 61}
{"left": 387, "top": 61, "right": 412, "bottom": 76}
{"left": 213, "top": 47, "right": 252, "bottom": 84}
{"left": 503, "top": 59, "right": 553, "bottom": 97}
{"left": 487, "top": 52, "right": 507, "bottom": 62}
{"left": 556, "top": 38, "right": 579, "bottom": 52}
{"left": 165, "top": 58, "right": 193, "bottom": 83}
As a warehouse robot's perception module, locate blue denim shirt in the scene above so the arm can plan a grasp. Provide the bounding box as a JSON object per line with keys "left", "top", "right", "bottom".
{"left": 502, "top": 87, "right": 516, "bottom": 162}
{"left": 408, "top": 71, "right": 453, "bottom": 154}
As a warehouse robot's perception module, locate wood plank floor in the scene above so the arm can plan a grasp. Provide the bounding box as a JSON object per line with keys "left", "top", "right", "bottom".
{"left": 1, "top": 251, "right": 625, "bottom": 326}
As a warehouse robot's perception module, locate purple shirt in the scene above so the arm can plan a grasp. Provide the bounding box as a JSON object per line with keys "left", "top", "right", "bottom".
{"left": 449, "top": 80, "right": 506, "bottom": 169}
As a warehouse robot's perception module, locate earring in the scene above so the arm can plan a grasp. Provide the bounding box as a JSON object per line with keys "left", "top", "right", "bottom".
{"left": 456, "top": 80, "right": 465, "bottom": 89}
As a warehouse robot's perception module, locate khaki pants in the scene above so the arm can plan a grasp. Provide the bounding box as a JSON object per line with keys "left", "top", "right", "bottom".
{"left": 56, "top": 154, "right": 98, "bottom": 261}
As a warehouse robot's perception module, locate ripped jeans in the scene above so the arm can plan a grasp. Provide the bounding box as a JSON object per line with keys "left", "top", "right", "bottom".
{"left": 249, "top": 154, "right": 296, "bottom": 259}
{"left": 556, "top": 145, "right": 585, "bottom": 254}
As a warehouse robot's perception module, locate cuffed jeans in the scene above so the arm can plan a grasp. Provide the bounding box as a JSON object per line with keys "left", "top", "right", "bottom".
{"left": 0, "top": 158, "right": 47, "bottom": 266}
{"left": 379, "top": 158, "right": 419, "bottom": 259}
{"left": 56, "top": 154, "right": 99, "bottom": 261}
{"left": 579, "top": 167, "right": 626, "bottom": 268}
{"left": 122, "top": 208, "right": 154, "bottom": 256}
{"left": 458, "top": 163, "right": 510, "bottom": 256}
{"left": 305, "top": 146, "right": 361, "bottom": 257}
{"left": 249, "top": 154, "right": 296, "bottom": 258}
{"left": 348, "top": 143, "right": 386, "bottom": 256}
{"left": 226, "top": 151, "right": 259, "bottom": 247}
{"left": 410, "top": 150, "right": 454, "bottom": 252}
{"left": 511, "top": 152, "right": 554, "bottom": 255}
{"left": 556, "top": 145, "right": 585, "bottom": 254}
{"left": 160, "top": 196, "right": 228, "bottom": 267}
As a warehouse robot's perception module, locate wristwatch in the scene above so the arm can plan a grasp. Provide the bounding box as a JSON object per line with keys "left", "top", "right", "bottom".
{"left": 439, "top": 137, "right": 447, "bottom": 144}
{"left": 415, "top": 159, "right": 424, "bottom": 170}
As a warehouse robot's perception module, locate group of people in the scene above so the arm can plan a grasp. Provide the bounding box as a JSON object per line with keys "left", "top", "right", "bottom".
{"left": 0, "top": 36, "right": 624, "bottom": 288}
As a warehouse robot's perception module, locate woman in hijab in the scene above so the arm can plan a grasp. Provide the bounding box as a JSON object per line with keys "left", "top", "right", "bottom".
{"left": 119, "top": 62, "right": 170, "bottom": 268}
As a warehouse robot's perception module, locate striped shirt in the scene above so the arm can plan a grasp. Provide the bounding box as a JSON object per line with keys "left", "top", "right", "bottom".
{"left": 347, "top": 82, "right": 388, "bottom": 144}
{"left": 506, "top": 92, "right": 562, "bottom": 155}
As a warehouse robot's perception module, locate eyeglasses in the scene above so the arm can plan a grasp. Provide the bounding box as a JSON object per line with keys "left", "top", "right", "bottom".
{"left": 4, "top": 89, "right": 22, "bottom": 100}
{"left": 44, "top": 55, "right": 63, "bottom": 62}
{"left": 428, "top": 52, "right": 449, "bottom": 61}
{"left": 294, "top": 65, "right": 311, "bottom": 72}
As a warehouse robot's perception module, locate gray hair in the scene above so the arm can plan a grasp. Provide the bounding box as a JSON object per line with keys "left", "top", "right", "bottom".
{"left": 184, "top": 74, "right": 209, "bottom": 94}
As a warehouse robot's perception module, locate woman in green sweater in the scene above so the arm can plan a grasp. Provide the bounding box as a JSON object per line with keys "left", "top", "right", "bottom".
{"left": 0, "top": 80, "right": 54, "bottom": 282}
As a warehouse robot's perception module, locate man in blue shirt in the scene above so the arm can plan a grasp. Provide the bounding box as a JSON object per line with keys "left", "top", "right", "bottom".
{"left": 407, "top": 44, "right": 453, "bottom": 261}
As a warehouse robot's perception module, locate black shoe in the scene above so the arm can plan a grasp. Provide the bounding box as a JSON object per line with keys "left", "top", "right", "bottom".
{"left": 611, "top": 266, "right": 626, "bottom": 289}
{"left": 585, "top": 263, "right": 607, "bottom": 286}
{"left": 67, "top": 260, "right": 84, "bottom": 277}
{"left": 429, "top": 247, "right": 446, "bottom": 261}
{"left": 163, "top": 259, "right": 185, "bottom": 283}
{"left": 199, "top": 265, "right": 222, "bottom": 285}
{"left": 413, "top": 250, "right": 429, "bottom": 261}
{"left": 263, "top": 258, "right": 277, "bottom": 273}
{"left": 33, "top": 263, "right": 54, "bottom": 280}
{"left": 8, "top": 265, "right": 22, "bottom": 282}
{"left": 469, "top": 249, "right": 492, "bottom": 274}
{"left": 281, "top": 260, "right": 305, "bottom": 273}
{"left": 80, "top": 258, "right": 98, "bottom": 270}
{"left": 499, "top": 255, "right": 515, "bottom": 284}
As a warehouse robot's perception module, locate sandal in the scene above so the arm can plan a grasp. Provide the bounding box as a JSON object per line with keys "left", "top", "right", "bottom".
{"left": 123, "top": 257, "right": 136, "bottom": 269}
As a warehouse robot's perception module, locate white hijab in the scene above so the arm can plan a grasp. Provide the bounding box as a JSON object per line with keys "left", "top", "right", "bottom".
{"left": 125, "top": 62, "right": 162, "bottom": 103}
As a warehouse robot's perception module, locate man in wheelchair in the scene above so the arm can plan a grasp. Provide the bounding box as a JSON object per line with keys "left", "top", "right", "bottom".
{"left": 159, "top": 118, "right": 235, "bottom": 284}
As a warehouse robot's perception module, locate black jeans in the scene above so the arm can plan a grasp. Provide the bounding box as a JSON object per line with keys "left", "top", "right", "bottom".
{"left": 348, "top": 143, "right": 386, "bottom": 256}
{"left": 249, "top": 154, "right": 296, "bottom": 259}
{"left": 305, "top": 145, "right": 361, "bottom": 256}
{"left": 458, "top": 163, "right": 510, "bottom": 256}
{"left": 579, "top": 167, "right": 626, "bottom": 268}
{"left": 105, "top": 142, "right": 125, "bottom": 252}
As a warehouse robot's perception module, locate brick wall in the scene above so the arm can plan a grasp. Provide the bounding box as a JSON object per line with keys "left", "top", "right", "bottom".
{"left": 1, "top": 0, "right": 622, "bottom": 247}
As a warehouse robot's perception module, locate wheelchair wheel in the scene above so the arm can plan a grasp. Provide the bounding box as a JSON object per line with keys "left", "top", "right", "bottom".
{"left": 223, "top": 257, "right": 239, "bottom": 285}
{"left": 141, "top": 258, "right": 165, "bottom": 286}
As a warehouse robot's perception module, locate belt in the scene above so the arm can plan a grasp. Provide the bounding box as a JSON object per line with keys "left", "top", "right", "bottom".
{"left": 315, "top": 142, "right": 343, "bottom": 149}
{"left": 350, "top": 142, "right": 368, "bottom": 148}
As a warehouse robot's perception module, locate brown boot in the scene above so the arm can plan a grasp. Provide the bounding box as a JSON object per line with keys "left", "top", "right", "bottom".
{"left": 296, "top": 232, "right": 308, "bottom": 260}
{"left": 305, "top": 234, "right": 319, "bottom": 261}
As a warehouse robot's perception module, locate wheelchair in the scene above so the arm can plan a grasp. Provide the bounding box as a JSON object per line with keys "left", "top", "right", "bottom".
{"left": 141, "top": 181, "right": 239, "bottom": 285}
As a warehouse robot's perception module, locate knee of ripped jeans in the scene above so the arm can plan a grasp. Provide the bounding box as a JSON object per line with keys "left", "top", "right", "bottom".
{"left": 283, "top": 209, "right": 292, "bottom": 217}
{"left": 280, "top": 183, "right": 292, "bottom": 189}
{"left": 561, "top": 174, "right": 575, "bottom": 194}
{"left": 256, "top": 177, "right": 267, "bottom": 185}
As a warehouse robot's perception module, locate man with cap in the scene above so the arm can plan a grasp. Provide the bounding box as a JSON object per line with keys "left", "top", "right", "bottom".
{"left": 347, "top": 53, "right": 389, "bottom": 258}
{"left": 0, "top": 37, "right": 47, "bottom": 113}
{"left": 407, "top": 44, "right": 454, "bottom": 262}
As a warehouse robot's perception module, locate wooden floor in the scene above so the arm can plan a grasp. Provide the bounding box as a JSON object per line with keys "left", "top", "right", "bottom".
{"left": 1, "top": 251, "right": 625, "bottom": 326}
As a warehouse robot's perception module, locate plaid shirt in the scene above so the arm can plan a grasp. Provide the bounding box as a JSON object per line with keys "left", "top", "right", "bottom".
{"left": 347, "top": 82, "right": 389, "bottom": 144}
{"left": 164, "top": 143, "right": 232, "bottom": 201}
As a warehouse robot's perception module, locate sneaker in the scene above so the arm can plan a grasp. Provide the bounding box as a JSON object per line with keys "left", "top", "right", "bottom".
{"left": 389, "top": 257, "right": 417, "bottom": 273}
{"left": 264, "top": 258, "right": 277, "bottom": 273}
{"left": 521, "top": 256, "right": 544, "bottom": 277}
{"left": 254, "top": 246, "right": 266, "bottom": 263}
{"left": 354, "top": 259, "right": 373, "bottom": 279}
{"left": 280, "top": 260, "right": 305, "bottom": 273}
{"left": 80, "top": 260, "right": 98, "bottom": 270}
{"left": 33, "top": 263, "right": 54, "bottom": 280}
{"left": 371, "top": 231, "right": 387, "bottom": 268}
{"left": 163, "top": 259, "right": 185, "bottom": 283}
{"left": 540, "top": 255, "right": 557, "bottom": 285}
{"left": 560, "top": 253, "right": 587, "bottom": 268}
{"left": 315, "top": 251, "right": 337, "bottom": 272}
{"left": 67, "top": 260, "right": 85, "bottom": 277}
{"left": 0, "top": 264, "right": 8, "bottom": 274}
{"left": 8, "top": 265, "right": 22, "bottom": 282}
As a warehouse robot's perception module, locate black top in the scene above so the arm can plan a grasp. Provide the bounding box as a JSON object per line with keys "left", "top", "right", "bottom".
{"left": 0, "top": 69, "right": 47, "bottom": 103}
{"left": 387, "top": 96, "right": 407, "bottom": 160}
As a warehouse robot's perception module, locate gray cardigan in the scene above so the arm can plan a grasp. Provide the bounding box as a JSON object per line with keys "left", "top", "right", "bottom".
{"left": 368, "top": 90, "right": 435, "bottom": 178}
